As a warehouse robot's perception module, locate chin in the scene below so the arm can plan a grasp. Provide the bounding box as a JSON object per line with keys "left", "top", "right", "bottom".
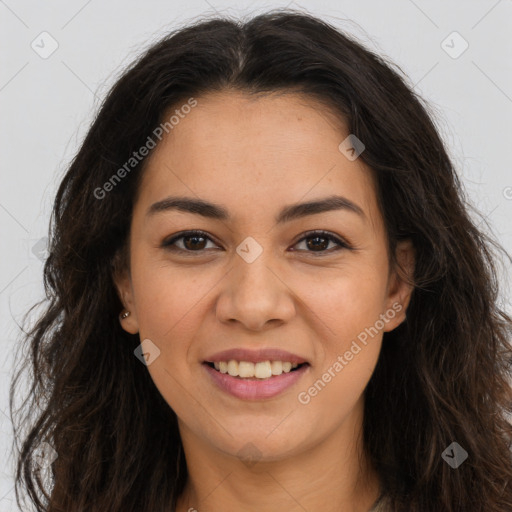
{"left": 214, "top": 430, "right": 307, "bottom": 463}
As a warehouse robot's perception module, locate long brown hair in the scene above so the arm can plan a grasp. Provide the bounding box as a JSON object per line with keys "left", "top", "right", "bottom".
{"left": 10, "top": 9, "right": 512, "bottom": 511}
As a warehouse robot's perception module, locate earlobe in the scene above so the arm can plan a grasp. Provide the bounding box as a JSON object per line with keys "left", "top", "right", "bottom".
{"left": 115, "top": 278, "right": 140, "bottom": 334}
{"left": 118, "top": 308, "right": 139, "bottom": 334}
{"left": 112, "top": 252, "right": 139, "bottom": 335}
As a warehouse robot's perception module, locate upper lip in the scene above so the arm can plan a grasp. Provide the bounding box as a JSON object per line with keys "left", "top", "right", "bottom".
{"left": 204, "top": 348, "right": 309, "bottom": 365}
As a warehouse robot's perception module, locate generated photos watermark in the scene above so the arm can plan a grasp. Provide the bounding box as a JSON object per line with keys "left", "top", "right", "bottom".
{"left": 297, "top": 302, "right": 403, "bottom": 405}
{"left": 94, "top": 97, "right": 198, "bottom": 200}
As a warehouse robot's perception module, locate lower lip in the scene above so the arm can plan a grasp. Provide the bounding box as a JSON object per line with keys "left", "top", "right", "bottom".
{"left": 203, "top": 363, "right": 310, "bottom": 400}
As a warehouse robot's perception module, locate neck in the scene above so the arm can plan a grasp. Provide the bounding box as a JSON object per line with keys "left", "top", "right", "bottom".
{"left": 175, "top": 397, "right": 381, "bottom": 512}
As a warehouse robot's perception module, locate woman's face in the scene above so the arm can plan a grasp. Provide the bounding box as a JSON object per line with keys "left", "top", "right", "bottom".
{"left": 116, "top": 90, "right": 413, "bottom": 463}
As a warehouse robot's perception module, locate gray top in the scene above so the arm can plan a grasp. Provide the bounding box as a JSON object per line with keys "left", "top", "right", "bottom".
{"left": 368, "top": 493, "right": 391, "bottom": 512}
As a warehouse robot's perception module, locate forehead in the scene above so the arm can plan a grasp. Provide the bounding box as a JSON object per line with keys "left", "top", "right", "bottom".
{"left": 135, "top": 90, "right": 380, "bottom": 232}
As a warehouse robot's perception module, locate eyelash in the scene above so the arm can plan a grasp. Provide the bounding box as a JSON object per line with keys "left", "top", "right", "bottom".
{"left": 161, "top": 229, "right": 353, "bottom": 256}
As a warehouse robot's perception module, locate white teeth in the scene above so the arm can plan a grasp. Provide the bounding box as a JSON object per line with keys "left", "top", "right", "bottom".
{"left": 227, "top": 360, "right": 238, "bottom": 377}
{"left": 209, "top": 359, "right": 302, "bottom": 379}
{"left": 254, "top": 361, "right": 272, "bottom": 379}
{"left": 271, "top": 360, "right": 282, "bottom": 375}
{"left": 238, "top": 361, "right": 255, "bottom": 378}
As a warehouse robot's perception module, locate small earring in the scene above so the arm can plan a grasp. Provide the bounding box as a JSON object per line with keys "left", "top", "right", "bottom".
{"left": 120, "top": 310, "right": 130, "bottom": 319}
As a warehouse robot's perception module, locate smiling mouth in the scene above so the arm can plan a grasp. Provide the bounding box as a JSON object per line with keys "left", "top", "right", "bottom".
{"left": 203, "top": 361, "right": 309, "bottom": 380}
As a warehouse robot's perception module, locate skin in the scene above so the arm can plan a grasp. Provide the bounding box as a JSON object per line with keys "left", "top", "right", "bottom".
{"left": 115, "top": 90, "right": 415, "bottom": 512}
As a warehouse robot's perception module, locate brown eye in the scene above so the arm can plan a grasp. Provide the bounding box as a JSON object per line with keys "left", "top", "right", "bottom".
{"left": 162, "top": 229, "right": 351, "bottom": 256}
{"left": 305, "top": 235, "right": 329, "bottom": 251}
{"left": 162, "top": 230, "right": 218, "bottom": 254}
{"left": 182, "top": 234, "right": 207, "bottom": 250}
{"left": 292, "top": 230, "right": 351, "bottom": 255}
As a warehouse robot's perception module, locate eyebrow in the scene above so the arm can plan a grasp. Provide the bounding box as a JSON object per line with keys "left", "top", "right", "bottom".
{"left": 147, "top": 195, "right": 366, "bottom": 224}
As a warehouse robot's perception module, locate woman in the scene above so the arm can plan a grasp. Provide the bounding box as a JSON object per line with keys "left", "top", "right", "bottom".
{"left": 10, "top": 9, "right": 512, "bottom": 512}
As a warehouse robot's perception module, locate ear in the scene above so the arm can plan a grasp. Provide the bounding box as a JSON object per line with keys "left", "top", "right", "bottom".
{"left": 383, "top": 239, "right": 415, "bottom": 332}
{"left": 112, "top": 248, "right": 139, "bottom": 335}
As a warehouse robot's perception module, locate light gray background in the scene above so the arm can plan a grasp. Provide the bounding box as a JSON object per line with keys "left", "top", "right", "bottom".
{"left": 1, "top": 1, "right": 511, "bottom": 510}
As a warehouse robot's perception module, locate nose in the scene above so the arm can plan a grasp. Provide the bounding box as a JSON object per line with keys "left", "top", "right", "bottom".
{"left": 215, "top": 249, "right": 296, "bottom": 331}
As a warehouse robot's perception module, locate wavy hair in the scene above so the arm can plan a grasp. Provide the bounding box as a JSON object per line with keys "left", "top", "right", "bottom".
{"left": 10, "top": 9, "right": 512, "bottom": 512}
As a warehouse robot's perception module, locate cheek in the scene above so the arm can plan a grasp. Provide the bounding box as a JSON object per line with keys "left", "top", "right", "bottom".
{"left": 293, "top": 262, "right": 389, "bottom": 342}
{"left": 131, "top": 254, "right": 213, "bottom": 340}
{"left": 293, "top": 266, "right": 386, "bottom": 400}
{"left": 297, "top": 320, "right": 382, "bottom": 422}
{"left": 130, "top": 261, "right": 204, "bottom": 411}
